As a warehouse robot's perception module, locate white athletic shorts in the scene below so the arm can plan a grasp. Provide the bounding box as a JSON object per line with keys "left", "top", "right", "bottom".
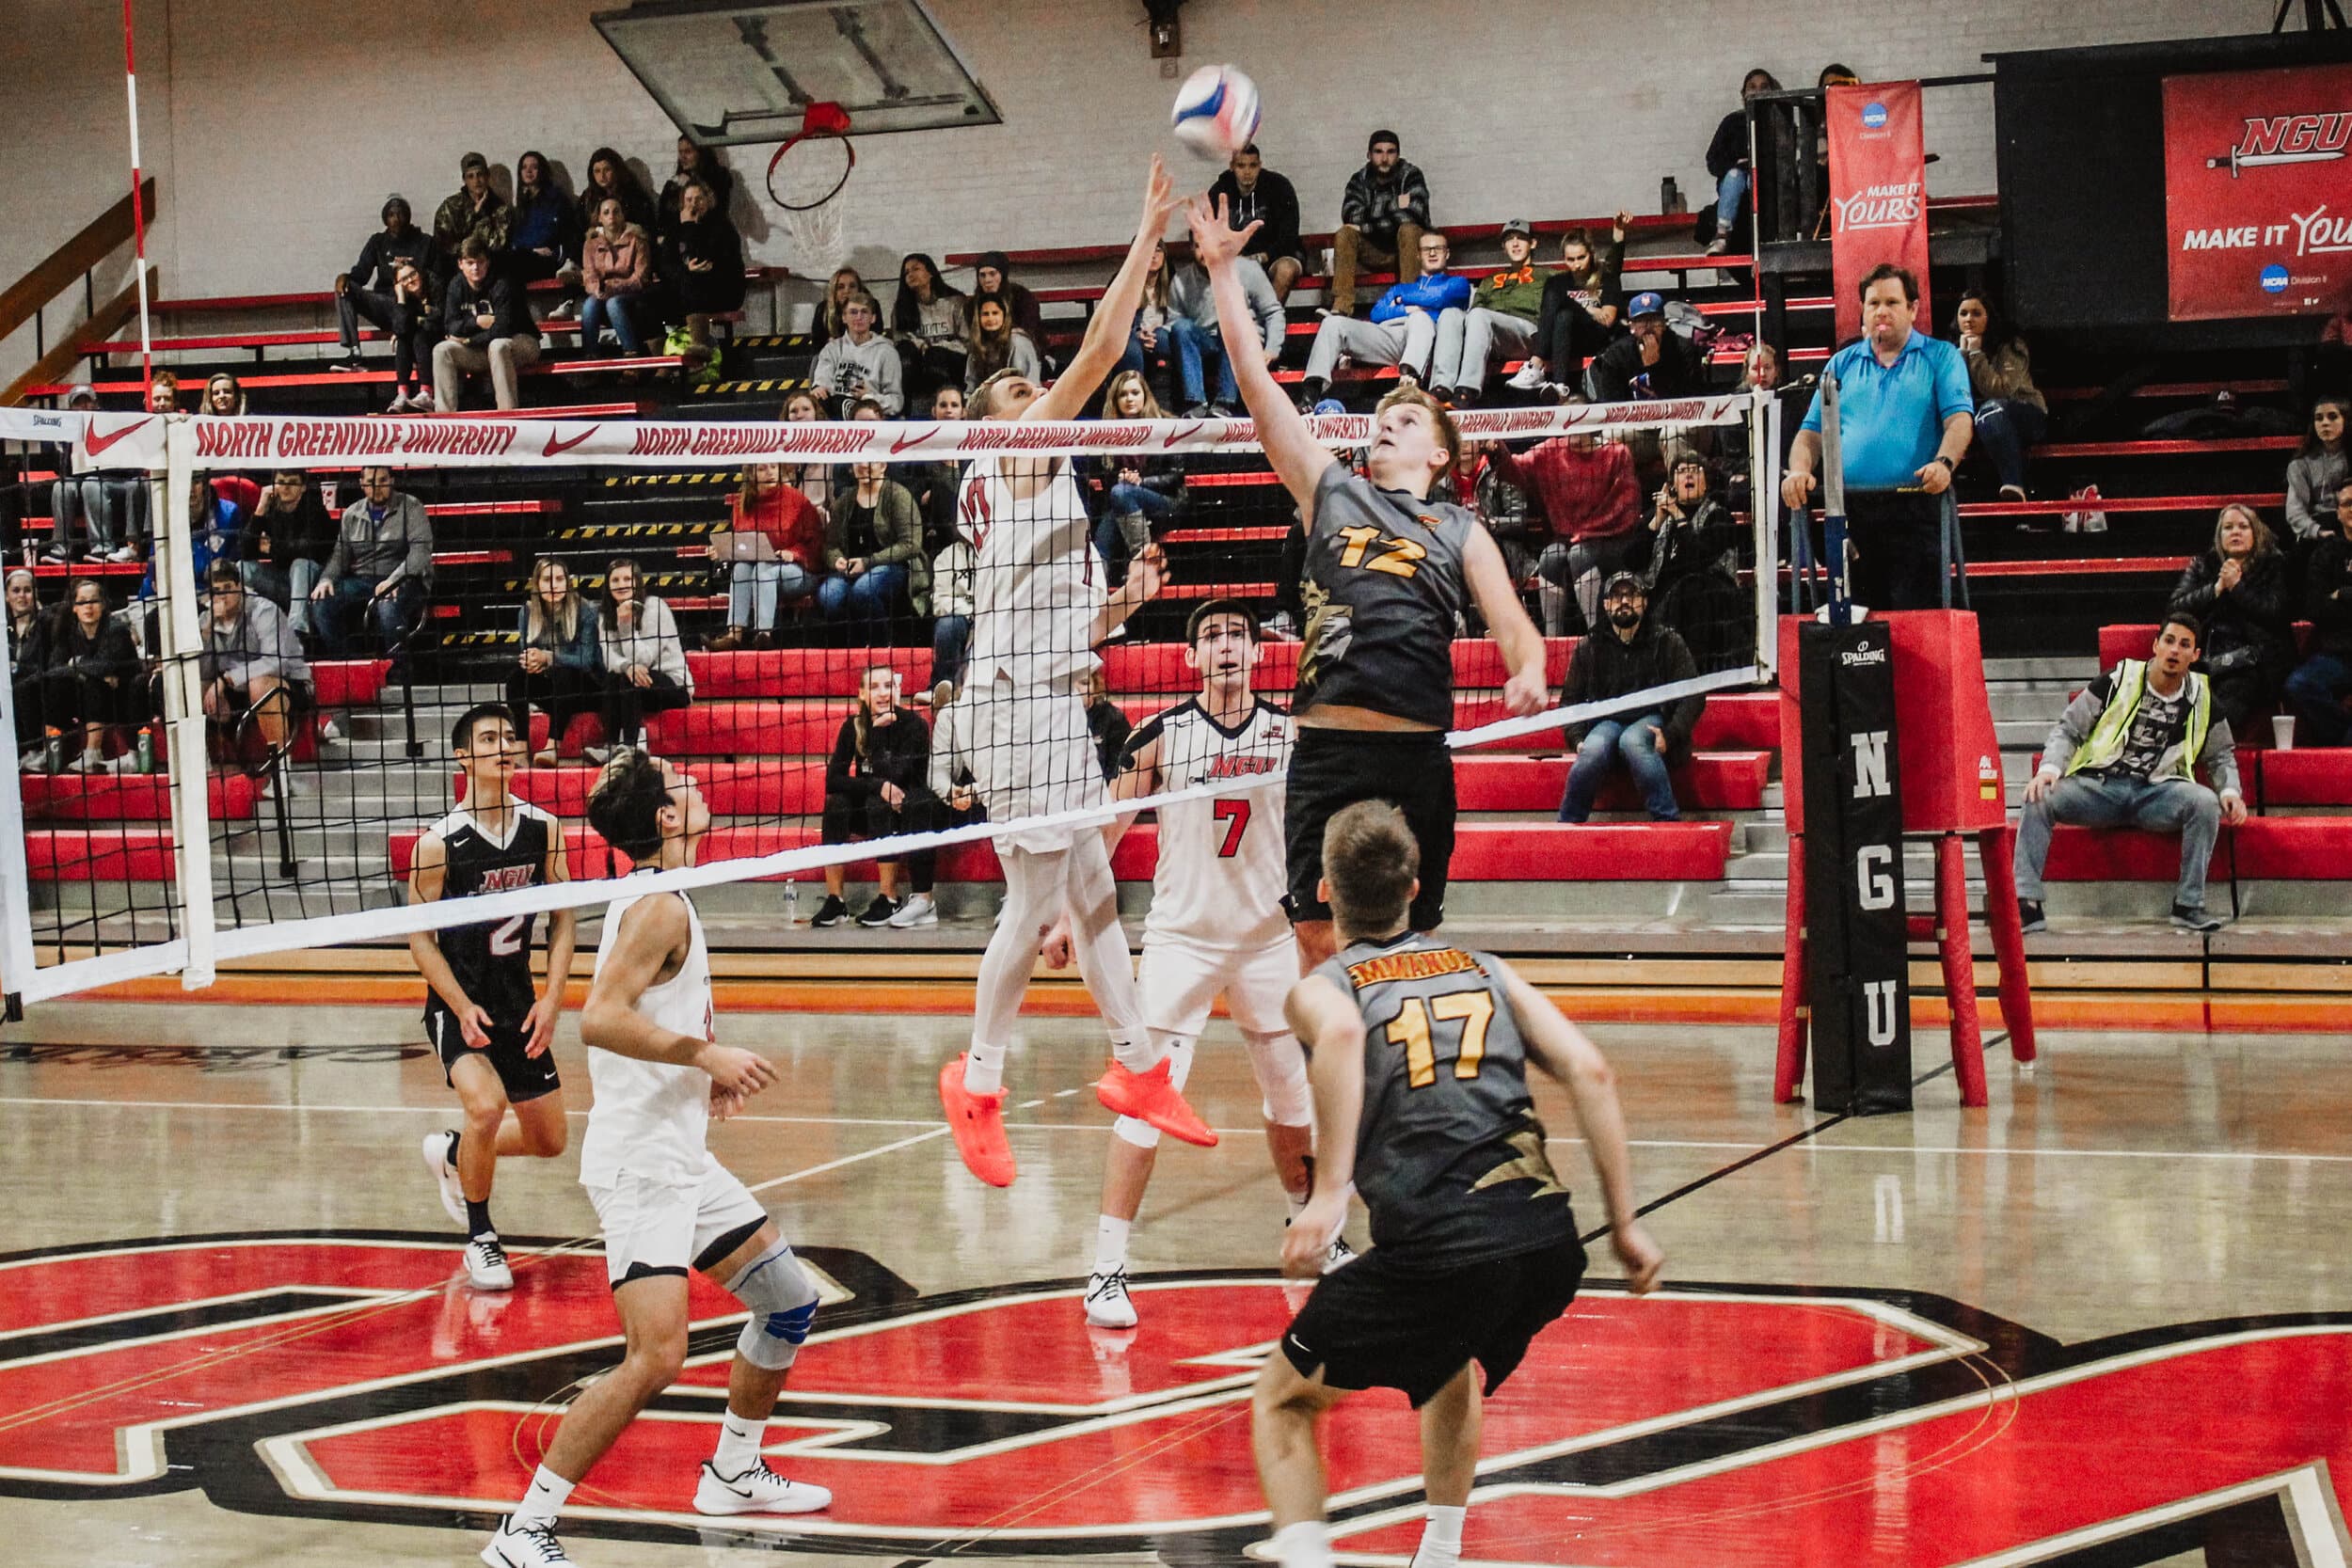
{"left": 585, "top": 1153, "right": 767, "bottom": 1287}
{"left": 1139, "top": 933, "right": 1298, "bottom": 1038}
{"left": 966, "top": 671, "right": 1107, "bottom": 854}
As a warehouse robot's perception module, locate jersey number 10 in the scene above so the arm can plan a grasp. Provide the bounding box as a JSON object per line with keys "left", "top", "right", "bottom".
{"left": 1385, "top": 988, "right": 1495, "bottom": 1088}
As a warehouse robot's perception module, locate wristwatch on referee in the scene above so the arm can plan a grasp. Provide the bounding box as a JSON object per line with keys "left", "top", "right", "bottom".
{"left": 1931, "top": 455, "right": 1955, "bottom": 473}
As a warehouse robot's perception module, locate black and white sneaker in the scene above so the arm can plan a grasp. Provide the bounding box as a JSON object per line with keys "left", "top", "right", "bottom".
{"left": 810, "top": 895, "right": 849, "bottom": 928}
{"left": 2016, "top": 898, "right": 2046, "bottom": 936}
{"left": 326, "top": 356, "right": 365, "bottom": 373}
{"left": 856, "top": 894, "right": 901, "bottom": 927}
{"left": 1083, "top": 1266, "right": 1138, "bottom": 1328}
{"left": 465, "top": 1234, "right": 514, "bottom": 1291}
{"left": 693, "top": 1458, "right": 833, "bottom": 1515}
{"left": 2170, "top": 903, "right": 2226, "bottom": 933}
{"left": 1323, "top": 1234, "right": 1358, "bottom": 1274}
{"left": 421, "top": 1129, "right": 466, "bottom": 1225}
{"left": 481, "top": 1515, "right": 570, "bottom": 1565}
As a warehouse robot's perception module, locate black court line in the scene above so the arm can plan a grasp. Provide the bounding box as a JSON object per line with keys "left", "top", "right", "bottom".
{"left": 1581, "top": 1030, "right": 2010, "bottom": 1246}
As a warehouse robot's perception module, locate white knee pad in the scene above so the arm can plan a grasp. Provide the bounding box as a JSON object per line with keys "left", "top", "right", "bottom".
{"left": 725, "top": 1240, "right": 819, "bottom": 1370}
{"left": 1244, "top": 1030, "right": 1311, "bottom": 1127}
{"left": 1112, "top": 1036, "right": 1196, "bottom": 1148}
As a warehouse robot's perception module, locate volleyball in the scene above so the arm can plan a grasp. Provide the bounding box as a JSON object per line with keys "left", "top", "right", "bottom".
{"left": 1170, "top": 64, "right": 1260, "bottom": 159}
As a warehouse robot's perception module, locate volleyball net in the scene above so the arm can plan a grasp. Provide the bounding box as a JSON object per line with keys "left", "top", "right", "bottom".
{"left": 0, "top": 391, "right": 1780, "bottom": 1006}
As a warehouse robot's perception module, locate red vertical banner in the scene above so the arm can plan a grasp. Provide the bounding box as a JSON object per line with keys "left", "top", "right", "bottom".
{"left": 1827, "top": 82, "right": 1931, "bottom": 343}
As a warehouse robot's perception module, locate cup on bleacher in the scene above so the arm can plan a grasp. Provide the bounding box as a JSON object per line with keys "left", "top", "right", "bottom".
{"left": 2272, "top": 714, "right": 2296, "bottom": 752}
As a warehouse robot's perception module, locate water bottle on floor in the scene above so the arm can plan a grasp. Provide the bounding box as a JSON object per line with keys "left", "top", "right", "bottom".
{"left": 784, "top": 878, "right": 799, "bottom": 928}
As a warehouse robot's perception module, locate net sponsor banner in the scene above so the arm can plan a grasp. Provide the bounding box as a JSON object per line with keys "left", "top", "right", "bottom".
{"left": 1826, "top": 82, "right": 1931, "bottom": 344}
{"left": 2, "top": 399, "right": 1754, "bottom": 473}
{"left": 2163, "top": 63, "right": 2352, "bottom": 324}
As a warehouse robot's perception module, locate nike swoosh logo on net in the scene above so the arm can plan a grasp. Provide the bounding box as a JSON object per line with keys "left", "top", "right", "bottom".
{"left": 890, "top": 423, "right": 941, "bottom": 454}
{"left": 83, "top": 417, "right": 155, "bottom": 457}
{"left": 1163, "top": 421, "right": 1207, "bottom": 449}
{"left": 541, "top": 427, "right": 597, "bottom": 457}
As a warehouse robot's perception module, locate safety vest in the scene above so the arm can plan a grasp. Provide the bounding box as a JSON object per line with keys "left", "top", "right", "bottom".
{"left": 2066, "top": 659, "right": 2210, "bottom": 783}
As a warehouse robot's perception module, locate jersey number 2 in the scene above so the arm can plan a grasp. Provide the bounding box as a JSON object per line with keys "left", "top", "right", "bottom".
{"left": 1212, "top": 799, "right": 1250, "bottom": 858}
{"left": 1336, "top": 524, "right": 1428, "bottom": 578}
{"left": 1385, "top": 989, "right": 1495, "bottom": 1088}
{"left": 487, "top": 915, "right": 527, "bottom": 957}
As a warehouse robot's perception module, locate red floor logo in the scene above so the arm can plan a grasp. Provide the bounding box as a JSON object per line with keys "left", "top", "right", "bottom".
{"left": 4, "top": 1231, "right": 2349, "bottom": 1563}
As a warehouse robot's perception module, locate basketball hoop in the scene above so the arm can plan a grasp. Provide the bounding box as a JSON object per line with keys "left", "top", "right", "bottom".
{"left": 769, "top": 102, "right": 854, "bottom": 277}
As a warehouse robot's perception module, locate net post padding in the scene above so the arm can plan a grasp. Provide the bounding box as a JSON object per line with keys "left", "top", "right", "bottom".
{"left": 162, "top": 419, "right": 216, "bottom": 989}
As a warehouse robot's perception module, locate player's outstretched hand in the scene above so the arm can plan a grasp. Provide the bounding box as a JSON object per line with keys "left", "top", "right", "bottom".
{"left": 1612, "top": 1221, "right": 1665, "bottom": 1294}
{"left": 1125, "top": 542, "right": 1168, "bottom": 605}
{"left": 697, "top": 1043, "right": 777, "bottom": 1100}
{"left": 1140, "top": 153, "right": 1180, "bottom": 239}
{"left": 1187, "top": 194, "right": 1262, "bottom": 272}
{"left": 521, "top": 993, "right": 560, "bottom": 1058}
{"left": 1502, "top": 665, "right": 1549, "bottom": 718}
{"left": 1281, "top": 1192, "right": 1347, "bottom": 1278}
{"left": 456, "top": 1002, "right": 495, "bottom": 1052}
{"left": 1038, "top": 913, "right": 1075, "bottom": 971}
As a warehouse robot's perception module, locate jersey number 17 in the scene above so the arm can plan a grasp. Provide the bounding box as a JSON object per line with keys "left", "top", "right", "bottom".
{"left": 1386, "top": 987, "right": 1495, "bottom": 1088}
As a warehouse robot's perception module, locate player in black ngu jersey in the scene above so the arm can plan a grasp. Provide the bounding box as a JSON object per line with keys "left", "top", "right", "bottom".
{"left": 407, "top": 702, "right": 578, "bottom": 1291}
{"left": 1190, "top": 192, "right": 1553, "bottom": 976}
{"left": 1255, "top": 801, "right": 1662, "bottom": 1568}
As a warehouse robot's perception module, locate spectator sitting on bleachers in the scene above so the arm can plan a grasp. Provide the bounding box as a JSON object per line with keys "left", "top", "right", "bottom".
{"left": 963, "top": 296, "right": 1041, "bottom": 393}
{"left": 431, "top": 153, "right": 510, "bottom": 280}
{"left": 890, "top": 253, "right": 968, "bottom": 399}
{"left": 1511, "top": 222, "right": 1631, "bottom": 398}
{"left": 1294, "top": 230, "right": 1469, "bottom": 408}
{"left": 44, "top": 385, "right": 144, "bottom": 565}
{"left": 433, "top": 238, "right": 542, "bottom": 413}
{"left": 239, "top": 469, "right": 337, "bottom": 635}
{"left": 663, "top": 181, "right": 746, "bottom": 363}
{"left": 579, "top": 197, "right": 654, "bottom": 357}
{"left": 1439, "top": 218, "right": 1544, "bottom": 407}
{"left": 820, "top": 462, "right": 926, "bottom": 629}
{"left": 1208, "top": 144, "right": 1304, "bottom": 301}
{"left": 594, "top": 557, "right": 691, "bottom": 758}
{"left": 908, "top": 383, "right": 968, "bottom": 554}
{"left": 2168, "top": 503, "right": 2296, "bottom": 740}
{"left": 813, "top": 267, "right": 867, "bottom": 347}
{"left": 707, "top": 462, "right": 822, "bottom": 652}
{"left": 201, "top": 372, "right": 246, "bottom": 416}
{"left": 1556, "top": 571, "right": 1702, "bottom": 823}
{"left": 1590, "top": 292, "right": 1708, "bottom": 404}
{"left": 151, "top": 473, "right": 249, "bottom": 599}
{"left": 199, "top": 562, "right": 309, "bottom": 768}
{"left": 962, "top": 252, "right": 1047, "bottom": 351}
{"left": 34, "top": 578, "right": 140, "bottom": 773}
{"left": 2014, "top": 614, "right": 2245, "bottom": 936}
{"left": 507, "top": 150, "right": 582, "bottom": 299}
{"left": 1329, "top": 129, "right": 1431, "bottom": 318}
{"left": 508, "top": 556, "right": 602, "bottom": 768}
{"left": 331, "top": 196, "right": 437, "bottom": 375}
{"left": 375, "top": 260, "right": 439, "bottom": 412}
{"left": 8, "top": 569, "right": 48, "bottom": 763}
{"left": 580, "top": 146, "right": 658, "bottom": 239}
{"left": 2284, "top": 479, "right": 2352, "bottom": 746}
{"left": 813, "top": 664, "right": 944, "bottom": 930}
{"left": 1644, "top": 453, "right": 1751, "bottom": 673}
{"left": 1952, "top": 290, "right": 2044, "bottom": 504}
{"left": 812, "top": 292, "right": 905, "bottom": 415}
{"left": 1113, "top": 242, "right": 1176, "bottom": 397}
{"left": 1084, "top": 667, "right": 1130, "bottom": 781}
{"left": 1705, "top": 70, "right": 1780, "bottom": 257}
{"left": 1470, "top": 439, "right": 1546, "bottom": 588}
{"left": 1091, "top": 371, "right": 1185, "bottom": 574}
{"left": 659, "top": 135, "right": 732, "bottom": 235}
{"left": 930, "top": 530, "right": 975, "bottom": 692}
{"left": 778, "top": 390, "right": 841, "bottom": 513}
{"left": 1167, "top": 250, "right": 1284, "bottom": 418}
{"left": 147, "top": 369, "right": 181, "bottom": 414}
{"left": 309, "top": 466, "right": 430, "bottom": 665}
{"left": 1482, "top": 420, "right": 1641, "bottom": 636}
{"left": 2287, "top": 398, "right": 2346, "bottom": 542}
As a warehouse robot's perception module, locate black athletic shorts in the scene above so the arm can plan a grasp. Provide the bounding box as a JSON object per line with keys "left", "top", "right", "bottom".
{"left": 1280, "top": 1235, "right": 1587, "bottom": 1407}
{"left": 1285, "top": 726, "right": 1454, "bottom": 930}
{"left": 427, "top": 1008, "right": 561, "bottom": 1104}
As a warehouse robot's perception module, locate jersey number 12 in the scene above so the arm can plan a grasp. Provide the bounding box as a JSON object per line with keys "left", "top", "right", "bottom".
{"left": 1385, "top": 988, "right": 1494, "bottom": 1088}
{"left": 1336, "top": 524, "right": 1427, "bottom": 578}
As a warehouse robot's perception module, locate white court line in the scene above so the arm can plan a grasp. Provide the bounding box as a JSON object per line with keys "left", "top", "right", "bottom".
{"left": 741, "top": 1125, "right": 951, "bottom": 1195}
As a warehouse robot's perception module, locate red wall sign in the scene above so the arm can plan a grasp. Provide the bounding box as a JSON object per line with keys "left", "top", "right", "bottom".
{"left": 2164, "top": 63, "right": 2352, "bottom": 323}
{"left": 1826, "top": 82, "right": 1931, "bottom": 343}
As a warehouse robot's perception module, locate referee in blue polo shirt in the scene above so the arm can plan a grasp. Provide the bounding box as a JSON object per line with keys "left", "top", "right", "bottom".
{"left": 1779, "top": 263, "right": 1975, "bottom": 610}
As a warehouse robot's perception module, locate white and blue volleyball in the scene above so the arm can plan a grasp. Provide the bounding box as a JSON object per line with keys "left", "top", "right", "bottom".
{"left": 1170, "top": 64, "right": 1261, "bottom": 159}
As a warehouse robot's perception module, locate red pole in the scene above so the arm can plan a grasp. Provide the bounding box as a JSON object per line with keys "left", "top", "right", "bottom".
{"left": 1773, "top": 832, "right": 1808, "bottom": 1102}
{"left": 1935, "top": 832, "right": 1987, "bottom": 1107}
{"left": 121, "top": 0, "right": 154, "bottom": 394}
{"left": 1977, "top": 823, "right": 2039, "bottom": 1064}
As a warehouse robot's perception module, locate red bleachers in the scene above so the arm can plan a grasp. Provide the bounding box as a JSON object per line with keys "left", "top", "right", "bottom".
{"left": 23, "top": 829, "right": 175, "bottom": 880}
{"left": 20, "top": 772, "right": 260, "bottom": 821}
{"left": 2256, "top": 751, "right": 2352, "bottom": 807}
{"left": 1454, "top": 752, "right": 1770, "bottom": 813}
{"left": 2097, "top": 624, "right": 2313, "bottom": 673}
{"left": 30, "top": 357, "right": 683, "bottom": 399}
{"left": 2043, "top": 819, "right": 2352, "bottom": 880}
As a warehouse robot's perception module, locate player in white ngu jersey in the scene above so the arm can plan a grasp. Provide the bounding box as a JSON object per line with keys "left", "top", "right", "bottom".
{"left": 1041, "top": 601, "right": 1346, "bottom": 1330}
{"left": 935, "top": 155, "right": 1219, "bottom": 1192}
{"left": 483, "top": 753, "right": 830, "bottom": 1568}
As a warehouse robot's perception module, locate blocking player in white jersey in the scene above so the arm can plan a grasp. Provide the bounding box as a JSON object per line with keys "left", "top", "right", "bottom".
{"left": 483, "top": 751, "right": 831, "bottom": 1568}
{"left": 1041, "top": 600, "right": 1344, "bottom": 1330}
{"left": 937, "top": 155, "right": 1217, "bottom": 1188}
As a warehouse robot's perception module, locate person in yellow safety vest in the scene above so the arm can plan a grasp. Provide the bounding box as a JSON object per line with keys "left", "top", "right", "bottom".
{"left": 2013, "top": 613, "right": 2249, "bottom": 936}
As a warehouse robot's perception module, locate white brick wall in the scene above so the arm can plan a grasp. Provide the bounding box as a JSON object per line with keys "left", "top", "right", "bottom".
{"left": 0, "top": 0, "right": 2270, "bottom": 315}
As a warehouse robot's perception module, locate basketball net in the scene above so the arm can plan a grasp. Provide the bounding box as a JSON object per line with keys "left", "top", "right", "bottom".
{"left": 771, "top": 102, "right": 854, "bottom": 277}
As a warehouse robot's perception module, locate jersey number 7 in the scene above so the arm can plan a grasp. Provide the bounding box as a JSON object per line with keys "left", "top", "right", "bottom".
{"left": 1386, "top": 988, "right": 1495, "bottom": 1088}
{"left": 1212, "top": 799, "right": 1250, "bottom": 858}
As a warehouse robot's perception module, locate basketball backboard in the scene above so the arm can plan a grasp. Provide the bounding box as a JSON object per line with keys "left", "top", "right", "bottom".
{"left": 592, "top": 0, "right": 1000, "bottom": 144}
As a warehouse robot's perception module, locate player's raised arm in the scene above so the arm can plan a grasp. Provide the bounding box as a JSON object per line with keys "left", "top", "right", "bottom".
{"left": 405, "top": 832, "right": 491, "bottom": 1047}
{"left": 1280, "top": 972, "right": 1366, "bottom": 1276}
{"left": 582, "top": 894, "right": 776, "bottom": 1098}
{"left": 1189, "top": 193, "right": 1336, "bottom": 516}
{"left": 1463, "top": 527, "right": 1551, "bottom": 717}
{"left": 1027, "top": 157, "right": 1180, "bottom": 422}
{"left": 1496, "top": 961, "right": 1662, "bottom": 1293}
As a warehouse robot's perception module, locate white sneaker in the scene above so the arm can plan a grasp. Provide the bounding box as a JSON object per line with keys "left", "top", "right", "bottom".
{"left": 69, "top": 750, "right": 103, "bottom": 774}
{"left": 1506, "top": 359, "right": 1549, "bottom": 391}
{"left": 317, "top": 716, "right": 343, "bottom": 744}
{"left": 387, "top": 393, "right": 413, "bottom": 415}
{"left": 886, "top": 893, "right": 939, "bottom": 928}
{"left": 548, "top": 297, "right": 580, "bottom": 321}
{"left": 1323, "top": 1235, "right": 1358, "bottom": 1274}
{"left": 1083, "top": 1266, "right": 1139, "bottom": 1328}
{"left": 693, "top": 1458, "right": 833, "bottom": 1515}
{"left": 421, "top": 1130, "right": 466, "bottom": 1225}
{"left": 464, "top": 1234, "right": 514, "bottom": 1291}
{"left": 106, "top": 546, "right": 140, "bottom": 563}
{"left": 482, "top": 1516, "right": 571, "bottom": 1566}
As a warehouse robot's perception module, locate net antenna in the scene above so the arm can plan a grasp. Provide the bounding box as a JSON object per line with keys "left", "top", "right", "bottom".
{"left": 770, "top": 101, "right": 854, "bottom": 277}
